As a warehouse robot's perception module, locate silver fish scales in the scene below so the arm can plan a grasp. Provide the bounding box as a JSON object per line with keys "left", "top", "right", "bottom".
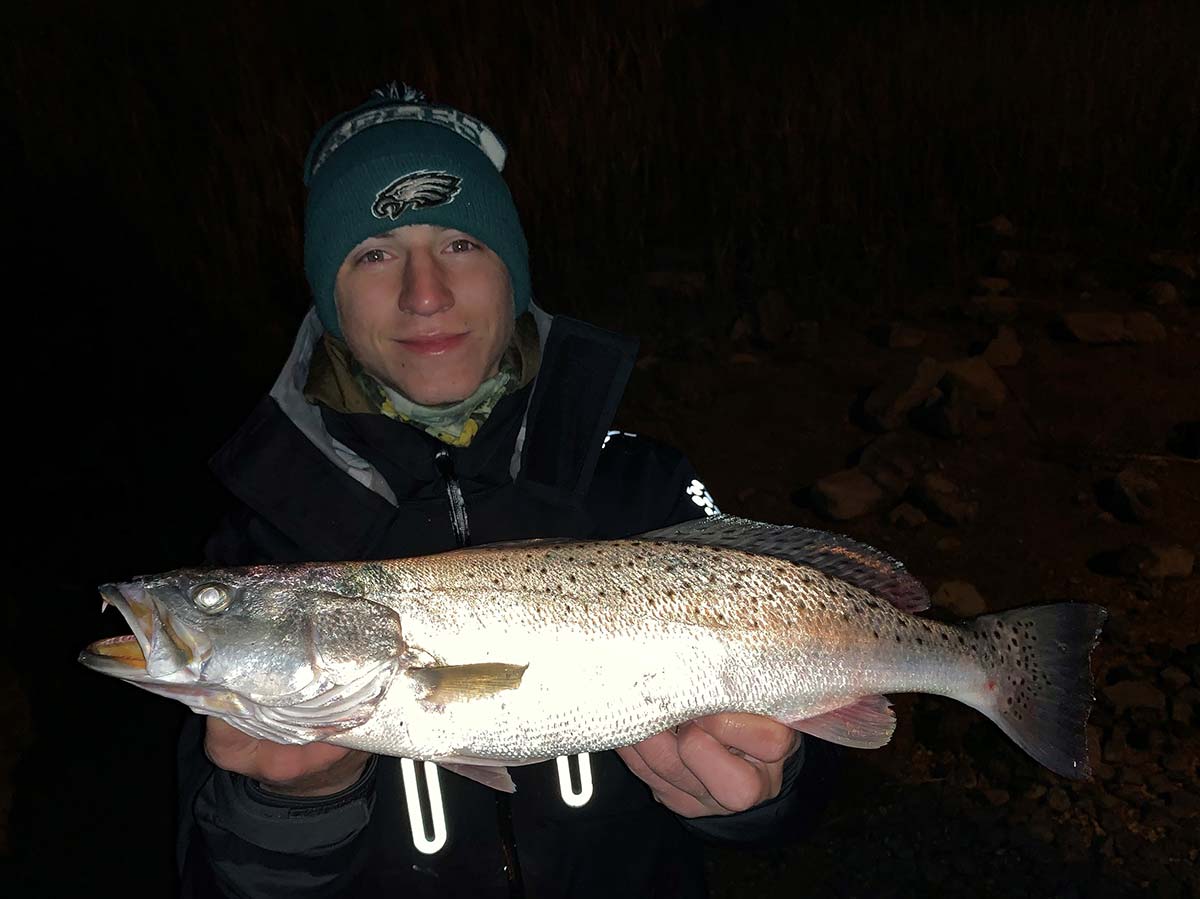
{"left": 80, "top": 515, "right": 1106, "bottom": 790}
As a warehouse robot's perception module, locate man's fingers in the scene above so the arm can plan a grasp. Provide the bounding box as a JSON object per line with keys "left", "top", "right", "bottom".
{"left": 676, "top": 724, "right": 775, "bottom": 813}
{"left": 615, "top": 744, "right": 713, "bottom": 818}
{"left": 692, "top": 713, "right": 799, "bottom": 763}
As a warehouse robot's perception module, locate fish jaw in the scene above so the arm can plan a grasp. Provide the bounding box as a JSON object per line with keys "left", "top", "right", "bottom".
{"left": 79, "top": 583, "right": 202, "bottom": 684}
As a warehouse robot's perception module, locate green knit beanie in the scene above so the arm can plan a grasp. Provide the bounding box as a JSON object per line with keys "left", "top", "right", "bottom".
{"left": 302, "top": 84, "right": 531, "bottom": 338}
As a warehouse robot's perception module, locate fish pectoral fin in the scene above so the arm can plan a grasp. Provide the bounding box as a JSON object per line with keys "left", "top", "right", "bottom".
{"left": 782, "top": 694, "right": 896, "bottom": 749}
{"left": 437, "top": 760, "right": 517, "bottom": 793}
{"left": 408, "top": 662, "right": 529, "bottom": 703}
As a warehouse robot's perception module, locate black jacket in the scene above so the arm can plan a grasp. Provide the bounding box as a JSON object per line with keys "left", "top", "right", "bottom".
{"left": 178, "top": 309, "right": 817, "bottom": 899}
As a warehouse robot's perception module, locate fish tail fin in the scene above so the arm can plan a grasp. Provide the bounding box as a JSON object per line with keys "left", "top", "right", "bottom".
{"left": 963, "top": 603, "right": 1107, "bottom": 780}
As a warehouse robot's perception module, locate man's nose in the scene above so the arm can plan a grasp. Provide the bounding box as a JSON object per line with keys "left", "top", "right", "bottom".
{"left": 398, "top": 248, "right": 454, "bottom": 315}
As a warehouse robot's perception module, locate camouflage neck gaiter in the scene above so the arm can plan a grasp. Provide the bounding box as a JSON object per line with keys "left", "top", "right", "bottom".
{"left": 305, "top": 314, "right": 540, "bottom": 448}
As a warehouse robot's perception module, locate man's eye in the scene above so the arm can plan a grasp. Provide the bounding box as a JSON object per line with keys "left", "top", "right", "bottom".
{"left": 447, "top": 239, "right": 476, "bottom": 253}
{"left": 358, "top": 249, "right": 387, "bottom": 264}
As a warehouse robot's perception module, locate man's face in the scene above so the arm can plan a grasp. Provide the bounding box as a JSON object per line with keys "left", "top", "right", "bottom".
{"left": 334, "top": 224, "right": 515, "bottom": 405}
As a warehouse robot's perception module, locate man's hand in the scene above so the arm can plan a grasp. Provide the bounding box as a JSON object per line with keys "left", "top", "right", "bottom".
{"left": 616, "top": 713, "right": 800, "bottom": 818}
{"left": 204, "top": 718, "right": 373, "bottom": 798}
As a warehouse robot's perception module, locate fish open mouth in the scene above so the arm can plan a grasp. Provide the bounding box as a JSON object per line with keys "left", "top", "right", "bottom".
{"left": 85, "top": 634, "right": 148, "bottom": 669}
{"left": 79, "top": 583, "right": 198, "bottom": 682}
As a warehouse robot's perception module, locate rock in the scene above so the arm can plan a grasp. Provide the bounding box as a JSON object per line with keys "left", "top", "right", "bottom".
{"left": 984, "top": 788, "right": 1010, "bottom": 806}
{"left": 862, "top": 357, "right": 945, "bottom": 431}
{"left": 1167, "top": 421, "right": 1200, "bottom": 459}
{"left": 967, "top": 294, "right": 1020, "bottom": 323}
{"left": 942, "top": 357, "right": 1007, "bottom": 412}
{"left": 1147, "top": 250, "right": 1198, "bottom": 280}
{"left": 1112, "top": 543, "right": 1195, "bottom": 579}
{"left": 983, "top": 325, "right": 1022, "bottom": 367}
{"left": 888, "top": 324, "right": 921, "bottom": 348}
{"left": 1170, "top": 696, "right": 1193, "bottom": 725}
{"left": 1141, "top": 545, "right": 1195, "bottom": 579}
{"left": 909, "top": 474, "right": 978, "bottom": 526}
{"left": 1144, "top": 281, "right": 1180, "bottom": 306}
{"left": 1168, "top": 790, "right": 1200, "bottom": 818}
{"left": 1161, "top": 666, "right": 1192, "bottom": 692}
{"left": 911, "top": 385, "right": 977, "bottom": 439}
{"left": 1102, "top": 726, "right": 1130, "bottom": 764}
{"left": 1057, "top": 312, "right": 1131, "bottom": 344}
{"left": 1105, "top": 468, "right": 1163, "bottom": 522}
{"left": 1125, "top": 311, "right": 1167, "bottom": 344}
{"left": 857, "top": 434, "right": 919, "bottom": 498}
{"left": 933, "top": 580, "right": 987, "bottom": 617}
{"left": 810, "top": 468, "right": 884, "bottom": 520}
{"left": 977, "top": 276, "right": 1012, "bottom": 295}
{"left": 888, "top": 502, "right": 927, "bottom": 528}
{"left": 1143, "top": 804, "right": 1174, "bottom": 829}
{"left": 979, "top": 215, "right": 1015, "bottom": 238}
{"left": 1103, "top": 680, "right": 1167, "bottom": 715}
{"left": 1047, "top": 787, "right": 1071, "bottom": 813}
{"left": 1163, "top": 751, "right": 1195, "bottom": 775}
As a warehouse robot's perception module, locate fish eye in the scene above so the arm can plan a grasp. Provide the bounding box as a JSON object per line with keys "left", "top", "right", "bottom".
{"left": 191, "top": 583, "right": 232, "bottom": 614}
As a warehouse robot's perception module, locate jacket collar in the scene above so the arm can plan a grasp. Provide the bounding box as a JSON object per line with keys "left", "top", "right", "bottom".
{"left": 209, "top": 305, "right": 638, "bottom": 552}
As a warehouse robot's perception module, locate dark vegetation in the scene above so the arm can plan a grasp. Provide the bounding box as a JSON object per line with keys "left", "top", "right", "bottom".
{"left": 3, "top": 1, "right": 1197, "bottom": 895}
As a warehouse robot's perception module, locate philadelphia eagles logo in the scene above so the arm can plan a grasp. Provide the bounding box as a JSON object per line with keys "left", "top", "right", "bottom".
{"left": 372, "top": 170, "right": 463, "bottom": 220}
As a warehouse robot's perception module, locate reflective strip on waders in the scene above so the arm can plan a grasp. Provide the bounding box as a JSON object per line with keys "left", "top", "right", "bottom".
{"left": 401, "top": 758, "right": 448, "bottom": 854}
{"left": 555, "top": 753, "right": 593, "bottom": 808}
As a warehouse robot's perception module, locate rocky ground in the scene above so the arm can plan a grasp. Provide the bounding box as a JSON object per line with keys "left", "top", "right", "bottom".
{"left": 617, "top": 236, "right": 1199, "bottom": 897}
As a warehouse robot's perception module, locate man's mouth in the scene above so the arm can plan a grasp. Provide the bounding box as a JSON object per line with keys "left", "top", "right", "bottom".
{"left": 397, "top": 333, "right": 468, "bottom": 355}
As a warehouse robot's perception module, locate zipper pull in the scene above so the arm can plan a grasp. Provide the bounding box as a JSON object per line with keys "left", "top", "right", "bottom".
{"left": 434, "top": 448, "right": 471, "bottom": 547}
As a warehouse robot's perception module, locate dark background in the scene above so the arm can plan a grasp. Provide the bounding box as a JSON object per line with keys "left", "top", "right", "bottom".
{"left": 3, "top": 1, "right": 1198, "bottom": 895}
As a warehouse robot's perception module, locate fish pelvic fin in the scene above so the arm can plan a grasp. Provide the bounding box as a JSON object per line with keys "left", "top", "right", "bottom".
{"left": 437, "top": 760, "right": 517, "bottom": 793}
{"left": 963, "top": 603, "right": 1107, "bottom": 780}
{"left": 635, "top": 515, "right": 930, "bottom": 613}
{"left": 409, "top": 662, "right": 528, "bottom": 704}
{"left": 781, "top": 695, "right": 896, "bottom": 749}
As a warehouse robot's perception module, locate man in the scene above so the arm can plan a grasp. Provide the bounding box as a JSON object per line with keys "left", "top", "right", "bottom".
{"left": 179, "top": 85, "right": 825, "bottom": 898}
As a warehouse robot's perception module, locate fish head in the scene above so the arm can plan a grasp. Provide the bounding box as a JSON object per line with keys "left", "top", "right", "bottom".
{"left": 79, "top": 563, "right": 404, "bottom": 742}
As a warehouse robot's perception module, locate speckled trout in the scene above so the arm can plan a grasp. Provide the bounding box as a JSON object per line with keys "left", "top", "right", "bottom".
{"left": 79, "top": 515, "right": 1106, "bottom": 789}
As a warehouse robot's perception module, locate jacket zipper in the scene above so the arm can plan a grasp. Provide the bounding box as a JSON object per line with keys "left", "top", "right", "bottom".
{"left": 433, "top": 448, "right": 470, "bottom": 548}
{"left": 432, "top": 446, "right": 524, "bottom": 896}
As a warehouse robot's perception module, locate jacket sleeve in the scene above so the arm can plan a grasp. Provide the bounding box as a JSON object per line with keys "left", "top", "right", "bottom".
{"left": 176, "top": 506, "right": 379, "bottom": 898}
{"left": 650, "top": 450, "right": 841, "bottom": 845}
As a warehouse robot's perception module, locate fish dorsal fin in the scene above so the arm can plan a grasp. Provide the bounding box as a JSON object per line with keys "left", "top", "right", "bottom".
{"left": 635, "top": 515, "right": 930, "bottom": 613}
{"left": 408, "top": 662, "right": 529, "bottom": 704}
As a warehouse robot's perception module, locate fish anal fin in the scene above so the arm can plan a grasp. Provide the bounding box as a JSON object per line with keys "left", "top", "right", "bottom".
{"left": 409, "top": 662, "right": 528, "bottom": 703}
{"left": 782, "top": 695, "right": 896, "bottom": 749}
{"left": 438, "top": 761, "right": 516, "bottom": 793}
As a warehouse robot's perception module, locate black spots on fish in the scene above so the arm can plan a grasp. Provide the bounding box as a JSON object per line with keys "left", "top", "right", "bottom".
{"left": 872, "top": 629, "right": 880, "bottom": 639}
{"left": 841, "top": 611, "right": 851, "bottom": 622}
{"left": 587, "top": 560, "right": 598, "bottom": 568}
{"left": 895, "top": 634, "right": 903, "bottom": 643}
{"left": 568, "top": 574, "right": 578, "bottom": 584}
{"left": 916, "top": 638, "right": 924, "bottom": 646}
{"left": 540, "top": 566, "right": 549, "bottom": 575}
